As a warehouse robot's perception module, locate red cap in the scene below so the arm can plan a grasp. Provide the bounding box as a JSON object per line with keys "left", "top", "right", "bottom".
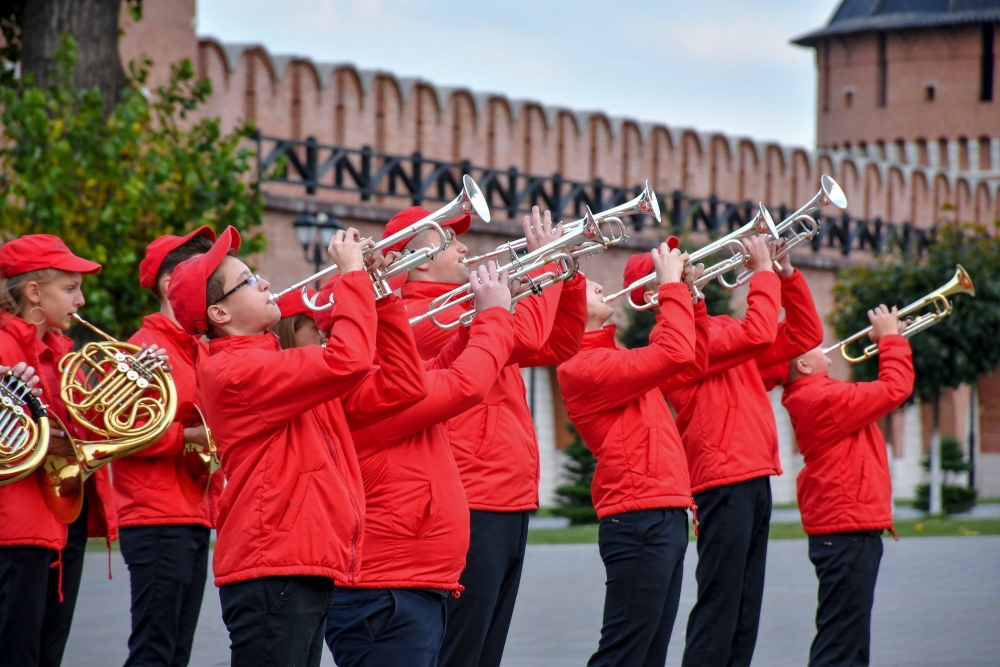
{"left": 276, "top": 288, "right": 317, "bottom": 320}
{"left": 312, "top": 275, "right": 340, "bottom": 332}
{"left": 167, "top": 226, "right": 242, "bottom": 336}
{"left": 139, "top": 226, "right": 217, "bottom": 289}
{"left": 621, "top": 236, "right": 679, "bottom": 307}
{"left": 381, "top": 206, "right": 471, "bottom": 254}
{"left": 0, "top": 234, "right": 101, "bottom": 279}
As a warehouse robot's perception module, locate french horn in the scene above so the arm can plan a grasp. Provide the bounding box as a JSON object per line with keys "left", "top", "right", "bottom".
{"left": 0, "top": 371, "right": 50, "bottom": 486}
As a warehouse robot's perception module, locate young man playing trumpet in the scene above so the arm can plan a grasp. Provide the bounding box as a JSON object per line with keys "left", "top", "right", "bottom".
{"left": 781, "top": 306, "right": 913, "bottom": 667}
{"left": 557, "top": 243, "right": 702, "bottom": 667}
{"left": 166, "top": 226, "right": 427, "bottom": 667}
{"left": 387, "top": 204, "right": 586, "bottom": 667}
{"left": 651, "top": 235, "right": 824, "bottom": 667}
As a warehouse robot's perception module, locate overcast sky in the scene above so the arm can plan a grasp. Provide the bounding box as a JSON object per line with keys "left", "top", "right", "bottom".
{"left": 197, "top": 0, "right": 837, "bottom": 148}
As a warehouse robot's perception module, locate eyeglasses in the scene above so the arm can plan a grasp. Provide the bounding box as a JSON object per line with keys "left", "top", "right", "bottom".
{"left": 213, "top": 273, "right": 261, "bottom": 305}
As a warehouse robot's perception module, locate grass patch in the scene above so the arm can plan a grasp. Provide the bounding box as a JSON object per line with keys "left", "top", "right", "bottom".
{"left": 526, "top": 517, "right": 1000, "bottom": 545}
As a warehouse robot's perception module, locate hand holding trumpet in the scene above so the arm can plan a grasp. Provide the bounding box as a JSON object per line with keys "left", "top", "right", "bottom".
{"left": 743, "top": 235, "right": 774, "bottom": 274}
{"left": 327, "top": 228, "right": 374, "bottom": 274}
{"left": 469, "top": 261, "right": 513, "bottom": 313}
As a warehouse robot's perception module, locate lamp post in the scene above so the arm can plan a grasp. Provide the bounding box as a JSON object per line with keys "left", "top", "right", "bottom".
{"left": 293, "top": 212, "right": 343, "bottom": 288}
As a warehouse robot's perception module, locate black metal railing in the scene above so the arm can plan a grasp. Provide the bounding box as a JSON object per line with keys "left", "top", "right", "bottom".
{"left": 255, "top": 133, "right": 938, "bottom": 258}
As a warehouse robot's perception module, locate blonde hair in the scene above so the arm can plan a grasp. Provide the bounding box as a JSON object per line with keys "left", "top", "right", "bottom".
{"left": 0, "top": 268, "right": 63, "bottom": 316}
{"left": 270, "top": 314, "right": 313, "bottom": 350}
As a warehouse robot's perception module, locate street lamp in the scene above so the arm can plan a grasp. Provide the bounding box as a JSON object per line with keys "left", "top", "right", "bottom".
{"left": 293, "top": 211, "right": 343, "bottom": 288}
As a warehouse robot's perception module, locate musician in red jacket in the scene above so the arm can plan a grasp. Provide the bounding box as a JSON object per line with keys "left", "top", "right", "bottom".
{"left": 781, "top": 305, "right": 913, "bottom": 667}
{"left": 0, "top": 235, "right": 122, "bottom": 667}
{"left": 325, "top": 262, "right": 517, "bottom": 667}
{"left": 272, "top": 287, "right": 324, "bottom": 348}
{"left": 166, "top": 226, "right": 427, "bottom": 667}
{"left": 557, "top": 243, "right": 702, "bottom": 667}
{"left": 112, "top": 226, "right": 219, "bottom": 667}
{"left": 388, "top": 204, "right": 586, "bottom": 667}
{"left": 653, "top": 236, "right": 824, "bottom": 667}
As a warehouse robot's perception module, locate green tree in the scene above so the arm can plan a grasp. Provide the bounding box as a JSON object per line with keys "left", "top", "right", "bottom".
{"left": 830, "top": 223, "right": 1000, "bottom": 514}
{"left": 552, "top": 425, "right": 598, "bottom": 525}
{"left": 914, "top": 436, "right": 978, "bottom": 514}
{"left": 0, "top": 37, "right": 265, "bottom": 339}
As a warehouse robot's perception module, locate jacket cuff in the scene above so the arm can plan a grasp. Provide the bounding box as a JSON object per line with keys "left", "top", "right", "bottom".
{"left": 657, "top": 282, "right": 692, "bottom": 302}
{"left": 779, "top": 267, "right": 802, "bottom": 283}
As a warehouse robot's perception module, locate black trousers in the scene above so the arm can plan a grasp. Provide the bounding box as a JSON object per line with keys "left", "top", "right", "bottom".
{"left": 219, "top": 575, "right": 333, "bottom": 667}
{"left": 588, "top": 508, "right": 688, "bottom": 667}
{"left": 119, "top": 524, "right": 211, "bottom": 667}
{"left": 682, "top": 476, "right": 772, "bottom": 667}
{"left": 440, "top": 509, "right": 530, "bottom": 667}
{"left": 0, "top": 500, "right": 88, "bottom": 667}
{"left": 325, "top": 587, "right": 448, "bottom": 667}
{"left": 807, "top": 531, "right": 883, "bottom": 667}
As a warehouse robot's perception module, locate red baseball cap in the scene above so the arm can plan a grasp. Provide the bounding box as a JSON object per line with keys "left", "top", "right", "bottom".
{"left": 0, "top": 234, "right": 101, "bottom": 279}
{"left": 167, "top": 226, "right": 242, "bottom": 336}
{"left": 276, "top": 288, "right": 318, "bottom": 320}
{"left": 381, "top": 206, "right": 471, "bottom": 254}
{"left": 312, "top": 275, "right": 340, "bottom": 332}
{"left": 139, "top": 226, "right": 217, "bottom": 289}
{"left": 621, "top": 236, "right": 679, "bottom": 306}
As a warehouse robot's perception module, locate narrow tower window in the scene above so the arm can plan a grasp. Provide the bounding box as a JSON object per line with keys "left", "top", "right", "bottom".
{"left": 876, "top": 32, "right": 887, "bottom": 107}
{"left": 981, "top": 23, "right": 995, "bottom": 102}
{"left": 822, "top": 40, "right": 831, "bottom": 112}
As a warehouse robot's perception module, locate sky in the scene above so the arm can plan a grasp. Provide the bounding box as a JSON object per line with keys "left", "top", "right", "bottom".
{"left": 196, "top": 0, "right": 838, "bottom": 149}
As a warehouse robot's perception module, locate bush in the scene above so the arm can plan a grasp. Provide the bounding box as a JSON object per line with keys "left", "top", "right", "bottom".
{"left": 552, "top": 426, "right": 598, "bottom": 525}
{"left": 914, "top": 484, "right": 978, "bottom": 514}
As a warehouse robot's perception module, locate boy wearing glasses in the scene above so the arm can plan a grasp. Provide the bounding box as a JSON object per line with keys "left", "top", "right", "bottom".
{"left": 167, "top": 226, "right": 427, "bottom": 667}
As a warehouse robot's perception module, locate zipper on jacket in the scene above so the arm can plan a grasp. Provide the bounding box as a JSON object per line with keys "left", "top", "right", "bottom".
{"left": 320, "top": 429, "right": 362, "bottom": 584}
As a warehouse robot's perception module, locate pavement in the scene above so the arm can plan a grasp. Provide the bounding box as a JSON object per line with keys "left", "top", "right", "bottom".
{"left": 66, "top": 535, "right": 999, "bottom": 667}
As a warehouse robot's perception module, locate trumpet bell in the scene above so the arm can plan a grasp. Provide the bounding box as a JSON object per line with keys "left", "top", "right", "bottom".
{"left": 947, "top": 264, "right": 975, "bottom": 299}
{"left": 0, "top": 373, "right": 50, "bottom": 487}
{"left": 821, "top": 174, "right": 848, "bottom": 210}
{"left": 462, "top": 174, "right": 491, "bottom": 224}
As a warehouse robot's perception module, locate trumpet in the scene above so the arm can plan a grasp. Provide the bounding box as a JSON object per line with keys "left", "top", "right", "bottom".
{"left": 412, "top": 206, "right": 615, "bottom": 329}
{"left": 719, "top": 175, "right": 847, "bottom": 289}
{"left": 463, "top": 179, "right": 659, "bottom": 266}
{"left": 603, "top": 202, "right": 777, "bottom": 309}
{"left": 271, "top": 174, "right": 490, "bottom": 311}
{"left": 44, "top": 315, "right": 177, "bottom": 523}
{"left": 175, "top": 404, "right": 220, "bottom": 504}
{"left": 823, "top": 264, "right": 975, "bottom": 364}
{"left": 0, "top": 371, "right": 50, "bottom": 487}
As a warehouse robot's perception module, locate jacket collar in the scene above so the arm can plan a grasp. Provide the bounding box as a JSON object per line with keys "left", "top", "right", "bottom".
{"left": 401, "top": 280, "right": 463, "bottom": 301}
{"left": 0, "top": 310, "right": 73, "bottom": 358}
{"left": 208, "top": 331, "right": 281, "bottom": 356}
{"left": 580, "top": 325, "right": 617, "bottom": 351}
{"left": 141, "top": 312, "right": 201, "bottom": 361}
{"left": 783, "top": 371, "right": 830, "bottom": 396}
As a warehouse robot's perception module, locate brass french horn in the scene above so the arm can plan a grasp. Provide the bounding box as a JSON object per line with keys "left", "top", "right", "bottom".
{"left": 43, "top": 314, "right": 177, "bottom": 523}
{"left": 175, "top": 404, "right": 220, "bottom": 504}
{"left": 0, "top": 371, "right": 50, "bottom": 486}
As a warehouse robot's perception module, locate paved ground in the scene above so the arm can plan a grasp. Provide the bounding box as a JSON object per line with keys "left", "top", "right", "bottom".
{"left": 66, "top": 536, "right": 999, "bottom": 667}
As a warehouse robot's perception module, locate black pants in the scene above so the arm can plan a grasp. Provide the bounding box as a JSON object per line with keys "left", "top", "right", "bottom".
{"left": 808, "top": 531, "right": 883, "bottom": 667}
{"left": 219, "top": 575, "right": 333, "bottom": 667}
{"left": 119, "top": 524, "right": 211, "bottom": 667}
{"left": 440, "top": 509, "right": 530, "bottom": 667}
{"left": 682, "top": 476, "right": 771, "bottom": 667}
{"left": 325, "top": 587, "right": 448, "bottom": 667}
{"left": 588, "top": 508, "right": 688, "bottom": 667}
{"left": 0, "top": 501, "right": 88, "bottom": 667}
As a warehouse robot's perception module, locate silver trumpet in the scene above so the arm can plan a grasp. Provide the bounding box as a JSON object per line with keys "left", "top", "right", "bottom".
{"left": 718, "top": 175, "right": 847, "bottom": 289}
{"left": 603, "top": 202, "right": 777, "bottom": 310}
{"left": 462, "top": 179, "right": 659, "bottom": 266}
{"left": 270, "top": 175, "right": 490, "bottom": 310}
{"left": 412, "top": 206, "right": 616, "bottom": 329}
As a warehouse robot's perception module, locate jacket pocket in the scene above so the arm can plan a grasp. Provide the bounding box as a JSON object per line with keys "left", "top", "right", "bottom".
{"left": 276, "top": 472, "right": 314, "bottom": 532}
{"left": 473, "top": 406, "right": 499, "bottom": 460}
{"left": 716, "top": 406, "right": 736, "bottom": 461}
{"left": 411, "top": 483, "right": 434, "bottom": 537}
{"left": 856, "top": 459, "right": 871, "bottom": 503}
{"left": 645, "top": 428, "right": 658, "bottom": 477}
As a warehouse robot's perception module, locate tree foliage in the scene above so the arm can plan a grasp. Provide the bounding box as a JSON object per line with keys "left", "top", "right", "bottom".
{"left": 552, "top": 425, "right": 598, "bottom": 525}
{"left": 0, "top": 36, "right": 265, "bottom": 339}
{"left": 830, "top": 224, "right": 1000, "bottom": 403}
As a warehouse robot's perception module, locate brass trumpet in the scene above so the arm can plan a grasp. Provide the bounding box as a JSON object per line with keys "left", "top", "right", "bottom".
{"left": 462, "top": 179, "right": 658, "bottom": 266}
{"left": 823, "top": 264, "right": 975, "bottom": 364}
{"left": 719, "top": 175, "right": 847, "bottom": 289}
{"left": 44, "top": 315, "right": 177, "bottom": 523}
{"left": 175, "top": 404, "right": 220, "bottom": 504}
{"left": 0, "top": 371, "right": 50, "bottom": 486}
{"left": 271, "top": 175, "right": 490, "bottom": 310}
{"left": 603, "top": 203, "right": 777, "bottom": 309}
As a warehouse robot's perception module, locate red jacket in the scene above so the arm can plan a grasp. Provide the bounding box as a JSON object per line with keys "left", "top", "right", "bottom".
{"left": 0, "top": 312, "right": 118, "bottom": 550}
{"left": 114, "top": 313, "right": 218, "bottom": 528}
{"left": 782, "top": 335, "right": 914, "bottom": 535}
{"left": 402, "top": 270, "right": 586, "bottom": 511}
{"left": 349, "top": 307, "right": 516, "bottom": 589}
{"left": 663, "top": 270, "right": 823, "bottom": 494}
{"left": 557, "top": 283, "right": 698, "bottom": 519}
{"left": 199, "top": 273, "right": 426, "bottom": 586}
